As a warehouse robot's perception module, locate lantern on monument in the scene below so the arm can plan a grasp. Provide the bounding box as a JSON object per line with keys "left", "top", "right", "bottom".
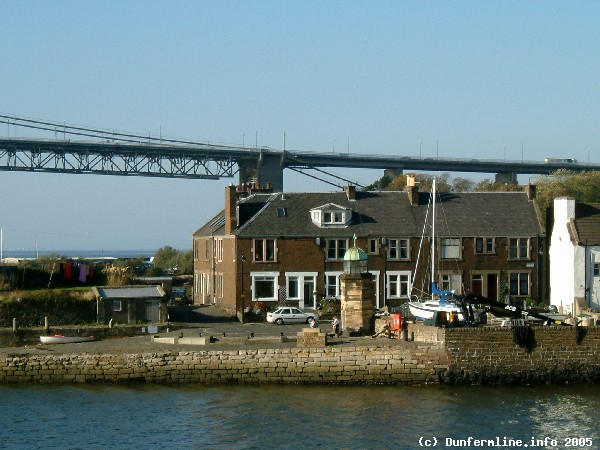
{"left": 343, "top": 234, "right": 368, "bottom": 275}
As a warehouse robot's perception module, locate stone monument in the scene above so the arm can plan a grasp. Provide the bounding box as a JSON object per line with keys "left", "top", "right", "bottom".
{"left": 340, "top": 235, "right": 375, "bottom": 335}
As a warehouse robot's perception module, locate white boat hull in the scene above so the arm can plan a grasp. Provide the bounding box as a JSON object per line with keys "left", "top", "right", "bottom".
{"left": 408, "top": 301, "right": 465, "bottom": 322}
{"left": 40, "top": 335, "right": 96, "bottom": 344}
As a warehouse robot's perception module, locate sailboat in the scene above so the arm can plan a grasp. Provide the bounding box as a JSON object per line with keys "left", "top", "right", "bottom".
{"left": 407, "top": 179, "right": 466, "bottom": 323}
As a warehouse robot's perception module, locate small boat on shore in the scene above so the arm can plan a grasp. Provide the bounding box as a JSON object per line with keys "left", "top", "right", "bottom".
{"left": 40, "top": 335, "right": 97, "bottom": 344}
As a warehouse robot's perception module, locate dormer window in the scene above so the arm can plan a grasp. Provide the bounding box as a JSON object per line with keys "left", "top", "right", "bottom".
{"left": 310, "top": 204, "right": 351, "bottom": 228}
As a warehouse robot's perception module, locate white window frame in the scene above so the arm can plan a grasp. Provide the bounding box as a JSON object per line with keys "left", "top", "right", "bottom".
{"left": 112, "top": 300, "right": 122, "bottom": 312}
{"left": 439, "top": 272, "right": 462, "bottom": 294}
{"left": 386, "top": 271, "right": 411, "bottom": 299}
{"left": 252, "top": 238, "right": 277, "bottom": 262}
{"left": 368, "top": 238, "right": 379, "bottom": 255}
{"left": 509, "top": 272, "right": 530, "bottom": 296}
{"left": 509, "top": 238, "right": 530, "bottom": 260}
{"left": 309, "top": 204, "right": 351, "bottom": 228}
{"left": 217, "top": 273, "right": 224, "bottom": 298}
{"left": 285, "top": 272, "right": 318, "bottom": 309}
{"left": 251, "top": 271, "right": 279, "bottom": 301}
{"left": 324, "top": 271, "right": 343, "bottom": 299}
{"left": 388, "top": 238, "right": 409, "bottom": 260}
{"left": 475, "top": 237, "right": 495, "bottom": 255}
{"left": 213, "top": 238, "right": 224, "bottom": 262}
{"left": 440, "top": 238, "right": 461, "bottom": 259}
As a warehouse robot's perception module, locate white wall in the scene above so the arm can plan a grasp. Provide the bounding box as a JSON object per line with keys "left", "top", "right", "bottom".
{"left": 549, "top": 198, "right": 576, "bottom": 314}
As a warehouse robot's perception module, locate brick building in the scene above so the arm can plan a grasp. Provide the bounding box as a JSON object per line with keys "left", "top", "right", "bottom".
{"left": 193, "top": 178, "right": 544, "bottom": 319}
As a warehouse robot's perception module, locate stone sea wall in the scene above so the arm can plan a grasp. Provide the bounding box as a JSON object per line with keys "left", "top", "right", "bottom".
{"left": 442, "top": 326, "right": 600, "bottom": 385}
{"left": 0, "top": 345, "right": 447, "bottom": 385}
{"left": 1, "top": 326, "right": 599, "bottom": 385}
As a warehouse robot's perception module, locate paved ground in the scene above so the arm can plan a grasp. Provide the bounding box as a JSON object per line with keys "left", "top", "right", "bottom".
{"left": 0, "top": 305, "right": 409, "bottom": 356}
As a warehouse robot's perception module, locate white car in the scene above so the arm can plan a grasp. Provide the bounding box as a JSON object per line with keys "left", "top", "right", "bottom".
{"left": 266, "top": 307, "right": 320, "bottom": 325}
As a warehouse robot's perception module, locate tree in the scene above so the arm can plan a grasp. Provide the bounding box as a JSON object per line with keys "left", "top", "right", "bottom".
{"left": 152, "top": 246, "right": 193, "bottom": 275}
{"left": 535, "top": 170, "right": 600, "bottom": 215}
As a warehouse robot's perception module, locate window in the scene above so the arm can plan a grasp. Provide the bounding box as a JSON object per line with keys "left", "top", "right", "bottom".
{"left": 440, "top": 273, "right": 462, "bottom": 294}
{"left": 509, "top": 272, "right": 530, "bottom": 296}
{"left": 440, "top": 238, "right": 461, "bottom": 259}
{"left": 387, "top": 271, "right": 411, "bottom": 299}
{"left": 594, "top": 263, "right": 600, "bottom": 277}
{"left": 214, "top": 238, "right": 223, "bottom": 262}
{"left": 112, "top": 300, "right": 122, "bottom": 312}
{"left": 326, "top": 239, "right": 348, "bottom": 260}
{"left": 388, "top": 238, "right": 409, "bottom": 260}
{"left": 217, "top": 274, "right": 224, "bottom": 298}
{"left": 309, "top": 204, "right": 351, "bottom": 227}
{"left": 475, "top": 238, "right": 495, "bottom": 254}
{"left": 251, "top": 272, "right": 279, "bottom": 301}
{"left": 253, "top": 239, "right": 277, "bottom": 262}
{"left": 368, "top": 238, "right": 379, "bottom": 254}
{"left": 287, "top": 276, "right": 299, "bottom": 299}
{"left": 325, "top": 272, "right": 342, "bottom": 298}
{"left": 509, "top": 238, "right": 530, "bottom": 260}
{"left": 276, "top": 207, "right": 287, "bottom": 217}
{"left": 324, "top": 211, "right": 344, "bottom": 224}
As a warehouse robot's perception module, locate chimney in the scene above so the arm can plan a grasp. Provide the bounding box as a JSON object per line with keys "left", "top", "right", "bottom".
{"left": 405, "top": 175, "right": 419, "bottom": 205}
{"left": 526, "top": 184, "right": 537, "bottom": 200}
{"left": 225, "top": 184, "right": 238, "bottom": 235}
{"left": 344, "top": 185, "right": 356, "bottom": 200}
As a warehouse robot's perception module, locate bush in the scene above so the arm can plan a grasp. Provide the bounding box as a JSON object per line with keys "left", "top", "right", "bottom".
{"left": 0, "top": 289, "right": 96, "bottom": 327}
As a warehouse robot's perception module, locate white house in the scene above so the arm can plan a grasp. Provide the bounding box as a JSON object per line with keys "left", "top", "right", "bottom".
{"left": 549, "top": 197, "right": 600, "bottom": 315}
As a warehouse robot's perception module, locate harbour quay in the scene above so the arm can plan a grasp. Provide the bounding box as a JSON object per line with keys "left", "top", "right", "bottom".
{"left": 1, "top": 324, "right": 599, "bottom": 385}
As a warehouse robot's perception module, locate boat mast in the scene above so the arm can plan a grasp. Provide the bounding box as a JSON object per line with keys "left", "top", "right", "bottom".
{"left": 431, "top": 179, "right": 436, "bottom": 288}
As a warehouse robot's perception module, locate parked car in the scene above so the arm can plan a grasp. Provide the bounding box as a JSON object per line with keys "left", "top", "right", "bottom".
{"left": 266, "top": 307, "right": 320, "bottom": 325}
{"left": 169, "top": 288, "right": 190, "bottom": 306}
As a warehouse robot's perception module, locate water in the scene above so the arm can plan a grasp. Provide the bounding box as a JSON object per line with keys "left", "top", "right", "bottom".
{"left": 1, "top": 384, "right": 599, "bottom": 449}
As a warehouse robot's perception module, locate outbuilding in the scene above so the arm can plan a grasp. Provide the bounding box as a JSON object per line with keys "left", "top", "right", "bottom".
{"left": 95, "top": 285, "right": 167, "bottom": 324}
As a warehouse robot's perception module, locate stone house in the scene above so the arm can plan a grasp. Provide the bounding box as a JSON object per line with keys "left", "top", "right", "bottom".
{"left": 549, "top": 197, "right": 600, "bottom": 315}
{"left": 95, "top": 285, "right": 167, "bottom": 324}
{"left": 193, "top": 179, "right": 543, "bottom": 319}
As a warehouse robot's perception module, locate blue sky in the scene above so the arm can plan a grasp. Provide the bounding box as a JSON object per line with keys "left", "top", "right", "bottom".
{"left": 2, "top": 1, "right": 599, "bottom": 253}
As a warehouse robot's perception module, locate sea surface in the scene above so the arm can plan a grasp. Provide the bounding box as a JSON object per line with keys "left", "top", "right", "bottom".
{"left": 1, "top": 384, "right": 599, "bottom": 449}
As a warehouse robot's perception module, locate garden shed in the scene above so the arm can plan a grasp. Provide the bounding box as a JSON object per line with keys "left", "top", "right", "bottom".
{"left": 95, "top": 285, "right": 167, "bottom": 324}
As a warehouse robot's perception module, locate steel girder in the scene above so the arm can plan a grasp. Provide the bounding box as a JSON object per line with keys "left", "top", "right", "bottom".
{"left": 0, "top": 139, "right": 252, "bottom": 179}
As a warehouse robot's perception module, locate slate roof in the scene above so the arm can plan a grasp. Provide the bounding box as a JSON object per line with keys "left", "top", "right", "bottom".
{"left": 225, "top": 189, "right": 542, "bottom": 238}
{"left": 193, "top": 211, "right": 226, "bottom": 237}
{"left": 96, "top": 285, "right": 165, "bottom": 299}
{"left": 573, "top": 203, "right": 600, "bottom": 245}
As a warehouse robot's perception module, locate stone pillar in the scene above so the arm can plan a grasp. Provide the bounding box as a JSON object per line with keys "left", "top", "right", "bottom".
{"left": 340, "top": 273, "right": 375, "bottom": 335}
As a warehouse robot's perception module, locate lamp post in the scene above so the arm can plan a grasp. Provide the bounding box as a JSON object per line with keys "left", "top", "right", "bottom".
{"left": 240, "top": 252, "right": 246, "bottom": 323}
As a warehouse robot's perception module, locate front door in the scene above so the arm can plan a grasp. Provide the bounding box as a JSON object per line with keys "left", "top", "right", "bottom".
{"left": 302, "top": 279, "right": 316, "bottom": 310}
{"left": 487, "top": 273, "right": 498, "bottom": 301}
{"left": 145, "top": 300, "right": 159, "bottom": 322}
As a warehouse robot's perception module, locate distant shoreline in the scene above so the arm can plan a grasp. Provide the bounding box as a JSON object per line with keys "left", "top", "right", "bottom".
{"left": 2, "top": 249, "right": 157, "bottom": 259}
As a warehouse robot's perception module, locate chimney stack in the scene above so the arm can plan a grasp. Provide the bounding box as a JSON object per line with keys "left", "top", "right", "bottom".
{"left": 405, "top": 175, "right": 420, "bottom": 205}
{"left": 225, "top": 184, "right": 238, "bottom": 235}
{"left": 344, "top": 185, "right": 356, "bottom": 200}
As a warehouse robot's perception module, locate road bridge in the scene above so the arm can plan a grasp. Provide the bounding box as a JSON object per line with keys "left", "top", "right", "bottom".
{"left": 1, "top": 116, "right": 598, "bottom": 191}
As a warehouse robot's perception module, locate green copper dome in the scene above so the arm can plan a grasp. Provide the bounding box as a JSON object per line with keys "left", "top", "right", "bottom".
{"left": 343, "top": 246, "right": 368, "bottom": 261}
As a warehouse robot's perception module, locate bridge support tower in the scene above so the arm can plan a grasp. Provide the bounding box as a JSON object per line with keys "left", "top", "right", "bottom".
{"left": 495, "top": 172, "right": 518, "bottom": 185}
{"left": 237, "top": 152, "right": 284, "bottom": 191}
